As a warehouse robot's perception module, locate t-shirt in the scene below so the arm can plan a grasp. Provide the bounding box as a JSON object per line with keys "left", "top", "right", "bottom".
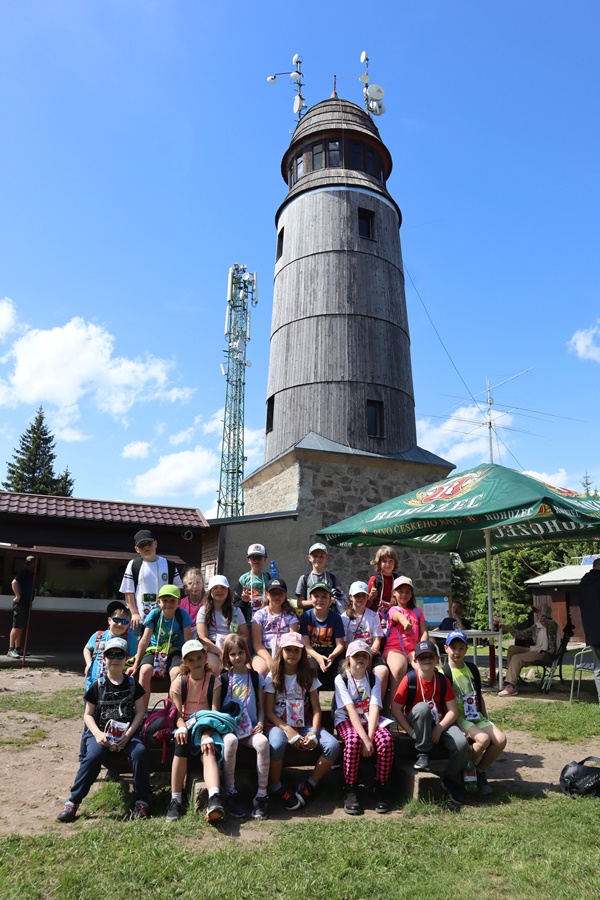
{"left": 222, "top": 670, "right": 265, "bottom": 737}
{"left": 85, "top": 628, "right": 138, "bottom": 690}
{"left": 446, "top": 664, "right": 479, "bottom": 720}
{"left": 197, "top": 605, "right": 246, "bottom": 648}
{"left": 14, "top": 566, "right": 35, "bottom": 606}
{"left": 438, "top": 615, "right": 473, "bottom": 631}
{"left": 296, "top": 571, "right": 348, "bottom": 613}
{"left": 334, "top": 671, "right": 383, "bottom": 727}
{"left": 252, "top": 607, "right": 299, "bottom": 654}
{"left": 300, "top": 608, "right": 345, "bottom": 656}
{"left": 394, "top": 670, "right": 455, "bottom": 715}
{"left": 119, "top": 557, "right": 183, "bottom": 618}
{"left": 234, "top": 572, "right": 270, "bottom": 613}
{"left": 384, "top": 606, "right": 426, "bottom": 655}
{"left": 341, "top": 608, "right": 384, "bottom": 647}
{"left": 179, "top": 596, "right": 203, "bottom": 639}
{"left": 142, "top": 606, "right": 192, "bottom": 654}
{"left": 264, "top": 672, "right": 320, "bottom": 728}
{"left": 85, "top": 676, "right": 145, "bottom": 731}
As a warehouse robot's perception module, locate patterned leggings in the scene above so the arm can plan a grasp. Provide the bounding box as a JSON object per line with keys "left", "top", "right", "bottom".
{"left": 222, "top": 731, "right": 270, "bottom": 795}
{"left": 336, "top": 721, "right": 394, "bottom": 785}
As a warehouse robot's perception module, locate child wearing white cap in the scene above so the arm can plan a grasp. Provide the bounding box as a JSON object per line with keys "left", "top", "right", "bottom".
{"left": 342, "top": 581, "right": 389, "bottom": 698}
{"left": 233, "top": 543, "right": 270, "bottom": 634}
{"left": 197, "top": 575, "right": 249, "bottom": 676}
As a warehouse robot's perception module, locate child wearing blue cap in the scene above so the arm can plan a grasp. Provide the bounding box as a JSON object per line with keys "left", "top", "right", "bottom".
{"left": 443, "top": 630, "right": 507, "bottom": 795}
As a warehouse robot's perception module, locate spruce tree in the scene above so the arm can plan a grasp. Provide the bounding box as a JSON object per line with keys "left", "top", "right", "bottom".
{"left": 2, "top": 407, "right": 75, "bottom": 496}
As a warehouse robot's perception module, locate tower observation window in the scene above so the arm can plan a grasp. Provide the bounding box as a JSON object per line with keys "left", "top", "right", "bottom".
{"left": 276, "top": 228, "right": 284, "bottom": 261}
{"left": 358, "top": 208, "right": 374, "bottom": 239}
{"left": 296, "top": 153, "right": 304, "bottom": 179}
{"left": 312, "top": 143, "right": 324, "bottom": 169}
{"left": 328, "top": 140, "right": 340, "bottom": 166}
{"left": 366, "top": 400, "right": 384, "bottom": 438}
{"left": 266, "top": 396, "right": 275, "bottom": 434}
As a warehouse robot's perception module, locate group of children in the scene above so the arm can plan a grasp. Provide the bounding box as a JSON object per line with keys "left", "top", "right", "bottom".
{"left": 57, "top": 536, "right": 507, "bottom": 823}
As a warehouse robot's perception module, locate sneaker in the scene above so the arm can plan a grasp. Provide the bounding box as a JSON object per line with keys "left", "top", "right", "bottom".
{"left": 57, "top": 801, "right": 77, "bottom": 823}
{"left": 374, "top": 781, "right": 392, "bottom": 814}
{"left": 343, "top": 784, "right": 362, "bottom": 816}
{"left": 7, "top": 649, "right": 19, "bottom": 659}
{"left": 498, "top": 684, "right": 518, "bottom": 697}
{"left": 295, "top": 780, "right": 315, "bottom": 807}
{"left": 251, "top": 795, "right": 269, "bottom": 820}
{"left": 271, "top": 784, "right": 302, "bottom": 811}
{"left": 165, "top": 798, "right": 182, "bottom": 822}
{"left": 104, "top": 769, "right": 121, "bottom": 783}
{"left": 476, "top": 768, "right": 493, "bottom": 796}
{"left": 206, "top": 792, "right": 225, "bottom": 822}
{"left": 15, "top": 648, "right": 23, "bottom": 657}
{"left": 442, "top": 776, "right": 465, "bottom": 807}
{"left": 131, "top": 800, "right": 150, "bottom": 820}
{"left": 414, "top": 753, "right": 430, "bottom": 772}
{"left": 226, "top": 791, "right": 247, "bottom": 818}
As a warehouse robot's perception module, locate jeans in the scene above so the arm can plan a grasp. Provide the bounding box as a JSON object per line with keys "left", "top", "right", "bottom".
{"left": 267, "top": 725, "right": 339, "bottom": 762}
{"left": 69, "top": 729, "right": 150, "bottom": 805}
{"left": 408, "top": 701, "right": 469, "bottom": 782}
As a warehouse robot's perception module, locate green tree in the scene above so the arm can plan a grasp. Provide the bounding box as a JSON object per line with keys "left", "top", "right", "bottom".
{"left": 2, "top": 407, "right": 75, "bottom": 496}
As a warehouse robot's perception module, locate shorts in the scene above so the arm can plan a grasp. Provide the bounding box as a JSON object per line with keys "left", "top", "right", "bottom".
{"left": 459, "top": 714, "right": 494, "bottom": 734}
{"left": 370, "top": 653, "right": 386, "bottom": 669}
{"left": 12, "top": 601, "right": 31, "bottom": 630}
{"left": 140, "top": 652, "right": 182, "bottom": 673}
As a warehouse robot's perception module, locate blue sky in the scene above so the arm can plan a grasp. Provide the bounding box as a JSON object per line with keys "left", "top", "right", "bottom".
{"left": 1, "top": 1, "right": 599, "bottom": 516}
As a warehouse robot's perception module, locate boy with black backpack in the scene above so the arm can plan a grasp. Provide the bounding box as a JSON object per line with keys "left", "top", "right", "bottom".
{"left": 120, "top": 528, "right": 183, "bottom": 632}
{"left": 443, "top": 630, "right": 507, "bottom": 795}
{"left": 392, "top": 639, "right": 469, "bottom": 806}
{"left": 57, "top": 637, "right": 150, "bottom": 822}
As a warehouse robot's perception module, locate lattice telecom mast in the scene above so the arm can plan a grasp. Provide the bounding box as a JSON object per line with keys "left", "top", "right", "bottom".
{"left": 216, "top": 263, "right": 258, "bottom": 518}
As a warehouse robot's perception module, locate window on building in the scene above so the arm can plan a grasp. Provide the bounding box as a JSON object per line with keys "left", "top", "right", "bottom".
{"left": 366, "top": 400, "right": 384, "bottom": 438}
{"left": 358, "top": 208, "right": 374, "bottom": 239}
{"left": 296, "top": 153, "right": 304, "bottom": 179}
{"left": 350, "top": 141, "right": 362, "bottom": 170}
{"left": 266, "top": 396, "right": 275, "bottom": 433}
{"left": 328, "top": 140, "right": 340, "bottom": 166}
{"left": 365, "top": 148, "right": 376, "bottom": 176}
{"left": 312, "top": 143, "right": 323, "bottom": 170}
{"left": 289, "top": 163, "right": 295, "bottom": 187}
{"left": 276, "top": 228, "right": 284, "bottom": 261}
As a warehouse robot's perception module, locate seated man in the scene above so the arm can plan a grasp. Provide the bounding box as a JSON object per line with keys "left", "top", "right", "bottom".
{"left": 437, "top": 600, "right": 473, "bottom": 632}
{"left": 497, "top": 606, "right": 558, "bottom": 697}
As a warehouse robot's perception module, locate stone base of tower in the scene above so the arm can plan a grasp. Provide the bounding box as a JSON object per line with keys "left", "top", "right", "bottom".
{"left": 240, "top": 434, "right": 454, "bottom": 595}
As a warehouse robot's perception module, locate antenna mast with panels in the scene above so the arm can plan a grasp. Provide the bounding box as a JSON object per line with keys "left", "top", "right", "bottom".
{"left": 216, "top": 263, "right": 258, "bottom": 518}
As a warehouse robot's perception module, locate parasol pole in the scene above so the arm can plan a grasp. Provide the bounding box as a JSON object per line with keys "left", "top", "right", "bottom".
{"left": 484, "top": 529, "right": 493, "bottom": 629}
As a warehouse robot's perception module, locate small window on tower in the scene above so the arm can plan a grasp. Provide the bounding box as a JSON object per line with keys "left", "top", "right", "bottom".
{"left": 328, "top": 140, "right": 340, "bottom": 166}
{"left": 365, "top": 148, "right": 376, "bottom": 176}
{"left": 266, "top": 396, "right": 275, "bottom": 434}
{"left": 366, "top": 400, "right": 384, "bottom": 438}
{"left": 358, "top": 208, "right": 374, "bottom": 239}
{"left": 276, "top": 228, "right": 284, "bottom": 261}
{"left": 312, "top": 143, "right": 323, "bottom": 170}
{"left": 350, "top": 141, "right": 362, "bottom": 170}
{"left": 296, "top": 153, "right": 304, "bottom": 179}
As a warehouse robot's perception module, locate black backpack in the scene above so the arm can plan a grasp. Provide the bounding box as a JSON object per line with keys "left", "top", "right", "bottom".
{"left": 442, "top": 660, "right": 483, "bottom": 713}
{"left": 559, "top": 757, "right": 600, "bottom": 797}
{"left": 331, "top": 669, "right": 377, "bottom": 718}
{"left": 404, "top": 668, "right": 450, "bottom": 713}
{"left": 131, "top": 556, "right": 178, "bottom": 589}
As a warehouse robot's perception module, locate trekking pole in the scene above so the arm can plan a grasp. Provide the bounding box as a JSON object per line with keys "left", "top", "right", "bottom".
{"left": 20, "top": 556, "right": 39, "bottom": 668}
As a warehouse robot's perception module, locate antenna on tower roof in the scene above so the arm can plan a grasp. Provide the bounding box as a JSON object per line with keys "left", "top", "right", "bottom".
{"left": 359, "top": 50, "right": 386, "bottom": 118}
{"left": 267, "top": 54, "right": 307, "bottom": 124}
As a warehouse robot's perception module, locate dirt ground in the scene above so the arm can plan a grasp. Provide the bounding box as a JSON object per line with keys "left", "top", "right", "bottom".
{"left": 1, "top": 667, "right": 599, "bottom": 837}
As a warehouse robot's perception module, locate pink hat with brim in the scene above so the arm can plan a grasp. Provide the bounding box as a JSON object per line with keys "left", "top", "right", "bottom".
{"left": 279, "top": 632, "right": 304, "bottom": 649}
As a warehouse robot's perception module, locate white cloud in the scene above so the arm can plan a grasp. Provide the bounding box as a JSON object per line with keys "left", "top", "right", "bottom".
{"left": 523, "top": 468, "right": 571, "bottom": 489}
{"left": 130, "top": 445, "right": 220, "bottom": 498}
{"left": 0, "top": 298, "right": 18, "bottom": 341}
{"left": 0, "top": 311, "right": 195, "bottom": 418}
{"left": 244, "top": 426, "right": 264, "bottom": 469}
{"left": 169, "top": 426, "right": 196, "bottom": 446}
{"left": 202, "top": 408, "right": 224, "bottom": 436}
{"left": 417, "top": 404, "right": 512, "bottom": 465}
{"left": 47, "top": 404, "right": 91, "bottom": 442}
{"left": 122, "top": 441, "right": 152, "bottom": 459}
{"left": 568, "top": 322, "right": 600, "bottom": 363}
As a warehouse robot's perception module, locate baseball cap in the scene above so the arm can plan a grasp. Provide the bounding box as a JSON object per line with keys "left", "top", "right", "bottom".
{"left": 445, "top": 630, "right": 468, "bottom": 645}
{"left": 106, "top": 601, "right": 130, "bottom": 618}
{"left": 346, "top": 639, "right": 371, "bottom": 658}
{"left": 25, "top": 555, "right": 35, "bottom": 562}
{"left": 158, "top": 584, "right": 181, "bottom": 601}
{"left": 279, "top": 632, "right": 304, "bottom": 649}
{"left": 182, "top": 639, "right": 205, "bottom": 657}
{"left": 393, "top": 576, "right": 413, "bottom": 591}
{"left": 349, "top": 581, "right": 369, "bottom": 595}
{"left": 134, "top": 529, "right": 155, "bottom": 545}
{"left": 413, "top": 639, "right": 439, "bottom": 659}
{"left": 309, "top": 581, "right": 332, "bottom": 595}
{"left": 267, "top": 578, "right": 287, "bottom": 592}
{"left": 247, "top": 543, "right": 266, "bottom": 557}
{"left": 104, "top": 637, "right": 128, "bottom": 654}
{"left": 309, "top": 542, "right": 328, "bottom": 554}
{"left": 208, "top": 575, "right": 230, "bottom": 591}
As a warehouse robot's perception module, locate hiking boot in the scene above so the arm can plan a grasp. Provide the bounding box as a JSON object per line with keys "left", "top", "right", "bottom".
{"left": 131, "top": 800, "right": 150, "bottom": 820}
{"left": 476, "top": 768, "right": 493, "bottom": 796}
{"left": 343, "top": 784, "right": 362, "bottom": 816}
{"left": 442, "top": 777, "right": 465, "bottom": 807}
{"left": 7, "top": 649, "right": 19, "bottom": 659}
{"left": 206, "top": 792, "right": 225, "bottom": 822}
{"left": 295, "top": 780, "right": 315, "bottom": 807}
{"left": 226, "top": 791, "right": 247, "bottom": 818}
{"left": 57, "top": 801, "right": 78, "bottom": 823}
{"left": 251, "top": 795, "right": 269, "bottom": 820}
{"left": 271, "top": 784, "right": 301, "bottom": 811}
{"left": 414, "top": 753, "right": 430, "bottom": 771}
{"left": 374, "top": 781, "right": 392, "bottom": 814}
{"left": 165, "top": 798, "right": 182, "bottom": 822}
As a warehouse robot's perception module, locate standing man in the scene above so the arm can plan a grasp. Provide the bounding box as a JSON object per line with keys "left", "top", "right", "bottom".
{"left": 578, "top": 558, "right": 600, "bottom": 708}
{"left": 8, "top": 555, "right": 36, "bottom": 658}
{"left": 119, "top": 529, "right": 183, "bottom": 633}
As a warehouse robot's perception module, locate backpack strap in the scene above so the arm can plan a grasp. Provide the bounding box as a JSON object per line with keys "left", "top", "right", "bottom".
{"left": 406, "top": 668, "right": 417, "bottom": 711}
{"left": 131, "top": 557, "right": 143, "bottom": 589}
{"left": 443, "top": 661, "right": 482, "bottom": 712}
{"left": 167, "top": 559, "right": 177, "bottom": 583}
{"left": 181, "top": 673, "right": 188, "bottom": 709}
{"left": 92, "top": 630, "right": 104, "bottom": 658}
{"left": 207, "top": 673, "right": 216, "bottom": 708}
{"left": 175, "top": 607, "right": 184, "bottom": 630}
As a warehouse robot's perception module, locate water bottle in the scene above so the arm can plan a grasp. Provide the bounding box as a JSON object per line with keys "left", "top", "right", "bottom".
{"left": 464, "top": 756, "right": 478, "bottom": 793}
{"left": 269, "top": 560, "right": 279, "bottom": 579}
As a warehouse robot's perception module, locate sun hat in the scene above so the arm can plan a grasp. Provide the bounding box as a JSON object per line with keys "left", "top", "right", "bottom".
{"left": 208, "top": 575, "right": 230, "bottom": 591}
{"left": 346, "top": 639, "right": 371, "bottom": 658}
{"left": 279, "top": 632, "right": 304, "bottom": 649}
{"left": 158, "top": 584, "right": 181, "bottom": 600}
{"left": 247, "top": 543, "right": 266, "bottom": 556}
{"left": 349, "top": 581, "right": 369, "bottom": 595}
{"left": 393, "top": 576, "right": 414, "bottom": 591}
{"left": 182, "top": 639, "right": 206, "bottom": 657}
{"left": 104, "top": 637, "right": 128, "bottom": 654}
{"left": 309, "top": 542, "right": 328, "bottom": 554}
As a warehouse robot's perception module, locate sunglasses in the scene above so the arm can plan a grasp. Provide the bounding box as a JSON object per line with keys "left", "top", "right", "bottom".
{"left": 105, "top": 650, "right": 127, "bottom": 660}
{"left": 111, "top": 617, "right": 130, "bottom": 626}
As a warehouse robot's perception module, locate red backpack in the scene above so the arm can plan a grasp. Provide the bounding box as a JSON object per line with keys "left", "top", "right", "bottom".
{"left": 141, "top": 675, "right": 214, "bottom": 762}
